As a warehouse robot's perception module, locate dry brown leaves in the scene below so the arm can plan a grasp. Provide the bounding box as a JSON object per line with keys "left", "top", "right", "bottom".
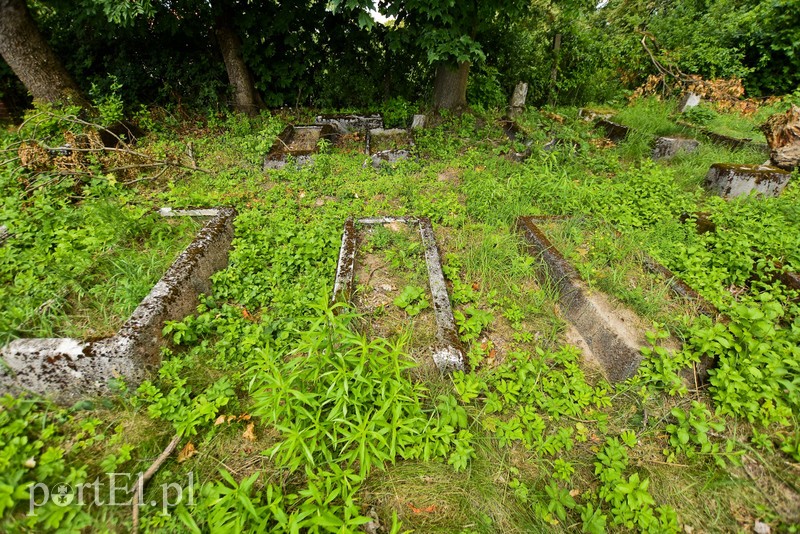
{"left": 177, "top": 442, "right": 197, "bottom": 463}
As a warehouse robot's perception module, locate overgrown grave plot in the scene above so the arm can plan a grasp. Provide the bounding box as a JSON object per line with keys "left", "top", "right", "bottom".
{"left": 0, "top": 212, "right": 201, "bottom": 343}
{"left": 497, "top": 116, "right": 535, "bottom": 161}
{"left": 315, "top": 113, "right": 384, "bottom": 155}
{"left": 516, "top": 215, "right": 715, "bottom": 383}
{"left": 368, "top": 127, "right": 415, "bottom": 167}
{"left": 333, "top": 217, "right": 465, "bottom": 374}
{"left": 680, "top": 211, "right": 800, "bottom": 298}
{"left": 263, "top": 124, "right": 339, "bottom": 169}
{"left": 0, "top": 208, "right": 235, "bottom": 403}
{"left": 592, "top": 115, "right": 703, "bottom": 161}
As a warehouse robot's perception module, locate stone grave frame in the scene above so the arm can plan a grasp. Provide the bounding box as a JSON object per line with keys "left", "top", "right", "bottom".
{"left": 682, "top": 212, "right": 800, "bottom": 294}
{"left": 264, "top": 124, "right": 339, "bottom": 169}
{"left": 515, "top": 215, "right": 716, "bottom": 383}
{"left": 332, "top": 216, "right": 465, "bottom": 372}
{"left": 0, "top": 208, "right": 236, "bottom": 403}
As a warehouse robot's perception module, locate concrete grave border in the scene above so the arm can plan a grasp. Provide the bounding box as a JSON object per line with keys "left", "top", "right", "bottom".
{"left": 675, "top": 120, "right": 769, "bottom": 153}
{"left": 332, "top": 216, "right": 466, "bottom": 372}
{"left": 497, "top": 117, "right": 533, "bottom": 161}
{"left": 314, "top": 114, "right": 384, "bottom": 134}
{"left": 264, "top": 124, "right": 339, "bottom": 169}
{"left": 0, "top": 208, "right": 236, "bottom": 403}
{"left": 595, "top": 119, "right": 631, "bottom": 143}
{"left": 515, "top": 215, "right": 715, "bottom": 383}
{"left": 682, "top": 212, "right": 800, "bottom": 295}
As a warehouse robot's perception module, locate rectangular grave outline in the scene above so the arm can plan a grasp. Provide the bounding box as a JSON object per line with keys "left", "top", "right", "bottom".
{"left": 264, "top": 124, "right": 340, "bottom": 168}
{"left": 516, "top": 215, "right": 715, "bottom": 384}
{"left": 0, "top": 207, "right": 236, "bottom": 403}
{"left": 681, "top": 212, "right": 800, "bottom": 295}
{"left": 332, "top": 216, "right": 466, "bottom": 372}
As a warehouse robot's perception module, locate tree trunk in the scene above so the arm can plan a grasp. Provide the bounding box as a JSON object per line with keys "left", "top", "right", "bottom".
{"left": 547, "top": 33, "right": 562, "bottom": 107}
{"left": 214, "top": 4, "right": 263, "bottom": 116}
{"left": 762, "top": 104, "right": 800, "bottom": 170}
{"left": 0, "top": 0, "right": 87, "bottom": 106}
{"left": 433, "top": 61, "right": 470, "bottom": 111}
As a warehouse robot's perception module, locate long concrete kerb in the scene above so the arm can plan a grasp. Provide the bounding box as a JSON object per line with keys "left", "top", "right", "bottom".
{"left": 331, "top": 216, "right": 466, "bottom": 372}
{"left": 0, "top": 208, "right": 236, "bottom": 403}
{"left": 516, "top": 216, "right": 694, "bottom": 383}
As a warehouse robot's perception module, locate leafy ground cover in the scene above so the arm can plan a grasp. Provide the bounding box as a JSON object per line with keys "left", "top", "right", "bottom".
{"left": 0, "top": 99, "right": 798, "bottom": 533}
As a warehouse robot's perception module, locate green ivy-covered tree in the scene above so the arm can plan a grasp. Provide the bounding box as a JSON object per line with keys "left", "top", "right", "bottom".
{"left": 336, "top": 0, "right": 528, "bottom": 110}
{"left": 91, "top": 0, "right": 264, "bottom": 114}
{"left": 0, "top": 0, "right": 88, "bottom": 106}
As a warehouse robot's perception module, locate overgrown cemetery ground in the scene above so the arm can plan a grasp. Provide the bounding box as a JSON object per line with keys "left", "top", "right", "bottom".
{"left": 0, "top": 97, "right": 799, "bottom": 532}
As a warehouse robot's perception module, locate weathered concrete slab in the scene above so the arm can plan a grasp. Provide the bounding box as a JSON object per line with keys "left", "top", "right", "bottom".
{"left": 418, "top": 218, "right": 465, "bottom": 372}
{"left": 315, "top": 114, "right": 383, "bottom": 134}
{"left": 366, "top": 128, "right": 414, "bottom": 166}
{"left": 264, "top": 124, "right": 338, "bottom": 169}
{"left": 704, "top": 163, "right": 791, "bottom": 198}
{"left": 332, "top": 216, "right": 465, "bottom": 372}
{"left": 596, "top": 119, "right": 630, "bottom": 143}
{"left": 515, "top": 216, "right": 700, "bottom": 383}
{"left": 641, "top": 256, "right": 717, "bottom": 317}
{"left": 651, "top": 137, "right": 700, "bottom": 160}
{"left": 368, "top": 128, "right": 413, "bottom": 154}
{"left": 0, "top": 208, "right": 236, "bottom": 403}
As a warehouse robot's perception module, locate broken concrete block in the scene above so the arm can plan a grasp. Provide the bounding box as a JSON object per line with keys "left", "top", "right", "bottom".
{"left": 0, "top": 208, "right": 236, "bottom": 403}
{"left": 0, "top": 225, "right": 7, "bottom": 246}
{"left": 678, "top": 92, "right": 701, "bottom": 113}
{"left": 704, "top": 163, "right": 791, "bottom": 198}
{"left": 651, "top": 137, "right": 700, "bottom": 160}
{"left": 314, "top": 114, "right": 384, "bottom": 133}
{"left": 411, "top": 114, "right": 426, "bottom": 130}
{"left": 596, "top": 119, "right": 630, "bottom": 142}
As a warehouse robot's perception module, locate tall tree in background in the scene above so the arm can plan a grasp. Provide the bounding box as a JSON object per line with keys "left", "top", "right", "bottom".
{"left": 98, "top": 0, "right": 263, "bottom": 114}
{"left": 385, "top": 0, "right": 528, "bottom": 110}
{"left": 212, "top": 0, "right": 264, "bottom": 115}
{"left": 335, "top": 0, "right": 527, "bottom": 110}
{"left": 0, "top": 0, "right": 88, "bottom": 106}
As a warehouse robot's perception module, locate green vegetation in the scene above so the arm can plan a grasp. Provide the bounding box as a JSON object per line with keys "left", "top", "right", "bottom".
{"left": 1, "top": 92, "right": 799, "bottom": 533}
